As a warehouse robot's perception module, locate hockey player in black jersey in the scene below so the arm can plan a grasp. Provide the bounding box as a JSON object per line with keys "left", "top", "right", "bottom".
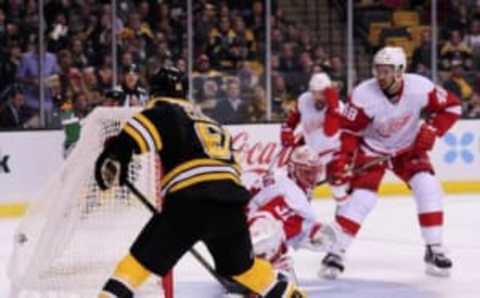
{"left": 95, "top": 67, "right": 306, "bottom": 298}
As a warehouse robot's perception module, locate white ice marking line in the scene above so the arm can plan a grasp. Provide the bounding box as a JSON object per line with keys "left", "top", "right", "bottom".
{"left": 301, "top": 284, "right": 337, "bottom": 292}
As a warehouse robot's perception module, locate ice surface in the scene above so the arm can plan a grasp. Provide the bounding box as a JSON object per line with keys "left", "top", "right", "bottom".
{"left": 1, "top": 195, "right": 479, "bottom": 298}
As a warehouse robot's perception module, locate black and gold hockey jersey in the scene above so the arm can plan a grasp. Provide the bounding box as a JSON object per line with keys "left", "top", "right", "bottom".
{"left": 119, "top": 97, "right": 242, "bottom": 197}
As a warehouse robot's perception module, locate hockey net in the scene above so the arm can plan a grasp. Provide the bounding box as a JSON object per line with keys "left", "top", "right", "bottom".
{"left": 8, "top": 108, "right": 165, "bottom": 297}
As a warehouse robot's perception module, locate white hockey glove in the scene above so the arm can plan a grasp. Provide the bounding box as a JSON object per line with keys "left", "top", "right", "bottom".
{"left": 302, "top": 222, "right": 339, "bottom": 252}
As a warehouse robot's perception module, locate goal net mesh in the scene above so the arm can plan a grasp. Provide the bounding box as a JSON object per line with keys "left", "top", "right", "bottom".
{"left": 8, "top": 107, "right": 163, "bottom": 297}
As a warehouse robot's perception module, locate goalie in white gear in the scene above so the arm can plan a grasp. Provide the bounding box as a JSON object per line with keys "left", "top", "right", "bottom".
{"left": 247, "top": 145, "right": 339, "bottom": 280}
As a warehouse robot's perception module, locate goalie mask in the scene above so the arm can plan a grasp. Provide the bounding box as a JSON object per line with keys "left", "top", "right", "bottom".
{"left": 287, "top": 146, "right": 323, "bottom": 194}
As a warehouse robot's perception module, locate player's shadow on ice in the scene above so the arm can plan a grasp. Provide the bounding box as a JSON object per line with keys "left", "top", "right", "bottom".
{"left": 300, "top": 278, "right": 437, "bottom": 298}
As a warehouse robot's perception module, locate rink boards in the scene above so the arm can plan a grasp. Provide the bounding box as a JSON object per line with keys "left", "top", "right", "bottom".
{"left": 1, "top": 120, "right": 479, "bottom": 217}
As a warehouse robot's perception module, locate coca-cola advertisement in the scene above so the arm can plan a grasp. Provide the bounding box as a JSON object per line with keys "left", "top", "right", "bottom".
{"left": 226, "top": 124, "right": 295, "bottom": 188}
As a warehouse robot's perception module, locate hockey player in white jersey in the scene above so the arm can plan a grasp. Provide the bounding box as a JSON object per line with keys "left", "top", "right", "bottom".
{"left": 280, "top": 73, "right": 348, "bottom": 203}
{"left": 322, "top": 46, "right": 461, "bottom": 279}
{"left": 247, "top": 145, "right": 338, "bottom": 280}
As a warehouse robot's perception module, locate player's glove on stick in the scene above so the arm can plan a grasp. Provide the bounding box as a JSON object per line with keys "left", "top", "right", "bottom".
{"left": 414, "top": 123, "right": 438, "bottom": 152}
{"left": 95, "top": 135, "right": 133, "bottom": 190}
{"left": 327, "top": 153, "right": 353, "bottom": 186}
{"left": 280, "top": 124, "right": 296, "bottom": 147}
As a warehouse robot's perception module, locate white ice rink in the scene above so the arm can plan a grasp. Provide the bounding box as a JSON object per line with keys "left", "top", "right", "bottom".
{"left": 1, "top": 195, "right": 479, "bottom": 298}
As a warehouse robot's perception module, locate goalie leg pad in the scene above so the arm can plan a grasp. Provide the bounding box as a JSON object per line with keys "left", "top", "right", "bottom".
{"left": 249, "top": 212, "right": 285, "bottom": 261}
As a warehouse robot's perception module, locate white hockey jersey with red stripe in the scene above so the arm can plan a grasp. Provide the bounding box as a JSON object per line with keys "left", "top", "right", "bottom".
{"left": 247, "top": 174, "right": 318, "bottom": 249}
{"left": 297, "top": 91, "right": 341, "bottom": 158}
{"left": 343, "top": 73, "right": 462, "bottom": 156}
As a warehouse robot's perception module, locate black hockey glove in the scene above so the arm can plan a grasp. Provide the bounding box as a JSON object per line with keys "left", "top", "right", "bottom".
{"left": 95, "top": 135, "right": 133, "bottom": 190}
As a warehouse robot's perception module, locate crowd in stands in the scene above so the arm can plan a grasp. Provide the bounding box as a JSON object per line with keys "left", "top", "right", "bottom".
{"left": 360, "top": 0, "right": 480, "bottom": 118}
{"left": 0, "top": 0, "right": 479, "bottom": 130}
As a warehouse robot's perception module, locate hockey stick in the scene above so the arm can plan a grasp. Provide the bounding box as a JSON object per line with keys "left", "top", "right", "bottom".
{"left": 315, "top": 145, "right": 415, "bottom": 187}
{"left": 124, "top": 179, "right": 251, "bottom": 294}
{"left": 315, "top": 154, "right": 390, "bottom": 187}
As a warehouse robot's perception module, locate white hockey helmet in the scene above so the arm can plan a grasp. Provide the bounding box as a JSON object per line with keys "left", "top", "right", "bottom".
{"left": 372, "top": 46, "right": 407, "bottom": 74}
{"left": 287, "top": 145, "right": 323, "bottom": 193}
{"left": 309, "top": 73, "right": 332, "bottom": 92}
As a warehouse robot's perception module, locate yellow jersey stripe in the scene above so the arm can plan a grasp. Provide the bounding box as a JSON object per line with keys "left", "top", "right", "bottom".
{"left": 161, "top": 158, "right": 239, "bottom": 187}
{"left": 134, "top": 113, "right": 163, "bottom": 150}
{"left": 168, "top": 172, "right": 241, "bottom": 194}
{"left": 124, "top": 124, "right": 148, "bottom": 153}
{"left": 147, "top": 96, "right": 192, "bottom": 109}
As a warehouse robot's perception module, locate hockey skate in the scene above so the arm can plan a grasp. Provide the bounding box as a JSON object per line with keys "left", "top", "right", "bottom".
{"left": 319, "top": 252, "right": 345, "bottom": 279}
{"left": 425, "top": 245, "right": 452, "bottom": 277}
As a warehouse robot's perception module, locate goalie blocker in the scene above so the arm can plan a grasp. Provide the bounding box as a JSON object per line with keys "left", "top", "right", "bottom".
{"left": 96, "top": 67, "right": 306, "bottom": 298}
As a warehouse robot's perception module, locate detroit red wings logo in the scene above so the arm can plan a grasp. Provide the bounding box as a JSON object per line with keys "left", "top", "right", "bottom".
{"left": 375, "top": 113, "right": 413, "bottom": 138}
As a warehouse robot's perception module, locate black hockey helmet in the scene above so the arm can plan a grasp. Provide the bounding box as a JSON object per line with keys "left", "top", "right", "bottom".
{"left": 104, "top": 87, "right": 126, "bottom": 105}
{"left": 149, "top": 66, "right": 187, "bottom": 98}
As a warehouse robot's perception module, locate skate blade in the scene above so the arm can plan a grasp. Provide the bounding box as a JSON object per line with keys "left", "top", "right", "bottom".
{"left": 318, "top": 267, "right": 341, "bottom": 280}
{"left": 426, "top": 264, "right": 451, "bottom": 277}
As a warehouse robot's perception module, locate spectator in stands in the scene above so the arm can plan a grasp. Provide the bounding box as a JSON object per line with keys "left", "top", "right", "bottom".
{"left": 271, "top": 28, "right": 284, "bottom": 54}
{"left": 0, "top": 42, "right": 22, "bottom": 95}
{"left": 465, "top": 92, "right": 480, "bottom": 118}
{"left": 208, "top": 16, "right": 236, "bottom": 69}
{"left": 198, "top": 79, "right": 219, "bottom": 118}
{"left": 232, "top": 15, "right": 257, "bottom": 60}
{"left": 192, "top": 54, "right": 223, "bottom": 100}
{"left": 0, "top": 8, "right": 6, "bottom": 52}
{"left": 121, "top": 12, "right": 153, "bottom": 47}
{"left": 70, "top": 38, "right": 90, "bottom": 69}
{"left": 271, "top": 73, "right": 294, "bottom": 121}
{"left": 248, "top": 0, "right": 265, "bottom": 41}
{"left": 48, "top": 13, "right": 69, "bottom": 52}
{"left": 72, "top": 91, "right": 90, "bottom": 119}
{"left": 290, "top": 51, "right": 313, "bottom": 95}
{"left": 176, "top": 57, "right": 187, "bottom": 74}
{"left": 443, "top": 60, "right": 474, "bottom": 108}
{"left": 312, "top": 45, "right": 331, "bottom": 71}
{"left": 329, "top": 55, "right": 347, "bottom": 98}
{"left": 0, "top": 84, "right": 31, "bottom": 129}
{"left": 16, "top": 38, "right": 60, "bottom": 125}
{"left": 279, "top": 42, "right": 299, "bottom": 72}
{"left": 412, "top": 28, "right": 432, "bottom": 76}
{"left": 463, "top": 19, "right": 480, "bottom": 69}
{"left": 248, "top": 85, "right": 267, "bottom": 122}
{"left": 118, "top": 64, "right": 148, "bottom": 106}
{"left": 445, "top": 1, "right": 469, "bottom": 33}
{"left": 212, "top": 77, "right": 251, "bottom": 124}
{"left": 440, "top": 30, "right": 473, "bottom": 71}
{"left": 298, "top": 30, "right": 315, "bottom": 54}
{"left": 194, "top": 2, "right": 218, "bottom": 56}
{"left": 97, "top": 56, "right": 114, "bottom": 93}
{"left": 82, "top": 66, "right": 100, "bottom": 95}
